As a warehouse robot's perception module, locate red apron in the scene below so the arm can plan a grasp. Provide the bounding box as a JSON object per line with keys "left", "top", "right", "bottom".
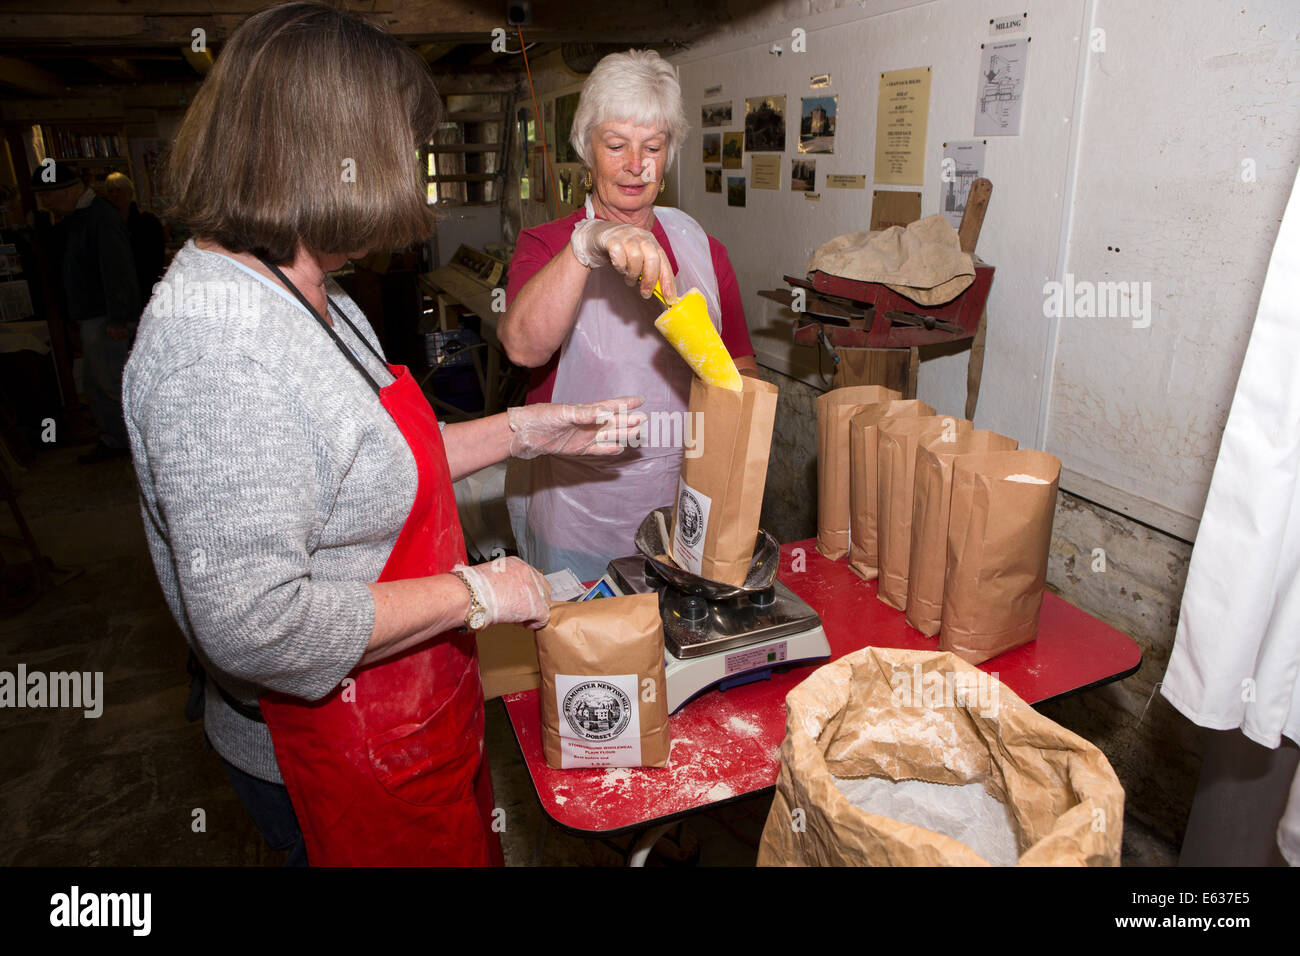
{"left": 253, "top": 267, "right": 502, "bottom": 866}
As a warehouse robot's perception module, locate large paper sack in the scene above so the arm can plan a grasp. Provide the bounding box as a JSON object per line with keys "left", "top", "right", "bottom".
{"left": 757, "top": 646, "right": 1124, "bottom": 866}
{"left": 905, "top": 430, "right": 1018, "bottom": 635}
{"left": 672, "top": 377, "right": 778, "bottom": 586}
{"left": 940, "top": 450, "right": 1061, "bottom": 664}
{"left": 816, "top": 386, "right": 901, "bottom": 559}
{"left": 847, "top": 400, "right": 935, "bottom": 581}
{"left": 536, "top": 593, "right": 671, "bottom": 769}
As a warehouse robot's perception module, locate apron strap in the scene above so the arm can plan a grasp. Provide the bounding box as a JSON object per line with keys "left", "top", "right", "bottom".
{"left": 256, "top": 255, "right": 385, "bottom": 395}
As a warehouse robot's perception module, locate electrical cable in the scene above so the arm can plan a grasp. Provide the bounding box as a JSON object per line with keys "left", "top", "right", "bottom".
{"left": 517, "top": 24, "right": 560, "bottom": 219}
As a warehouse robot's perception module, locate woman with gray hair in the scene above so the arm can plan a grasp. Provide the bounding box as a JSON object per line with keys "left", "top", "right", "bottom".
{"left": 501, "top": 49, "right": 757, "bottom": 581}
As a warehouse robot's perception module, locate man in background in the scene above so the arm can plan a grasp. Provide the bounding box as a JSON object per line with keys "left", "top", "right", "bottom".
{"left": 105, "top": 173, "right": 165, "bottom": 304}
{"left": 30, "top": 162, "right": 140, "bottom": 464}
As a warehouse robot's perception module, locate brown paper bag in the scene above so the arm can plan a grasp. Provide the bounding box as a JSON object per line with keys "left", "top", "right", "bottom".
{"left": 905, "top": 430, "right": 1019, "bottom": 636}
{"left": 816, "top": 385, "right": 901, "bottom": 559}
{"left": 757, "top": 647, "right": 1124, "bottom": 866}
{"left": 475, "top": 624, "right": 540, "bottom": 700}
{"left": 876, "top": 415, "right": 972, "bottom": 609}
{"left": 672, "top": 377, "right": 779, "bottom": 586}
{"left": 847, "top": 399, "right": 935, "bottom": 581}
{"left": 940, "top": 450, "right": 1062, "bottom": 664}
{"left": 536, "top": 593, "right": 670, "bottom": 769}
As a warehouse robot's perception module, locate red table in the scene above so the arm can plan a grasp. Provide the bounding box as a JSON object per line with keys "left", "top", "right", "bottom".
{"left": 503, "top": 539, "right": 1142, "bottom": 849}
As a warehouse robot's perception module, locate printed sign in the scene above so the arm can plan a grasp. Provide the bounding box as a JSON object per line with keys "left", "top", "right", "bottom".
{"left": 555, "top": 673, "right": 642, "bottom": 768}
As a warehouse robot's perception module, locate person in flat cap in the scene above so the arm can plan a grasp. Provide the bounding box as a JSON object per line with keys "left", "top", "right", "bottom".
{"left": 31, "top": 161, "right": 141, "bottom": 463}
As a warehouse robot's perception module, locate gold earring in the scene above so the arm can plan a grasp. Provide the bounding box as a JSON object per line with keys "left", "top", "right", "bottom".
{"left": 582, "top": 169, "right": 593, "bottom": 190}
{"left": 659, "top": 179, "right": 666, "bottom": 195}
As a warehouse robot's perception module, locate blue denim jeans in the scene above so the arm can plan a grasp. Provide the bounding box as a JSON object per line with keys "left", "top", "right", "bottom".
{"left": 78, "top": 316, "right": 133, "bottom": 449}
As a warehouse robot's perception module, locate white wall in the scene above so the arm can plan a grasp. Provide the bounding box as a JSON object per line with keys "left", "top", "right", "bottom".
{"left": 673, "top": 0, "right": 1088, "bottom": 459}
{"left": 1045, "top": 0, "right": 1300, "bottom": 539}
{"left": 671, "top": 0, "right": 1300, "bottom": 539}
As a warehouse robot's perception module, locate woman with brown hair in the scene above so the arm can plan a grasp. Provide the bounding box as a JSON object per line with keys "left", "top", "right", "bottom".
{"left": 123, "top": 2, "right": 644, "bottom": 866}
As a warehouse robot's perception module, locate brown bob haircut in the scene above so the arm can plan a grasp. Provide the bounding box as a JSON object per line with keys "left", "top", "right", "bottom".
{"left": 168, "top": 1, "right": 441, "bottom": 264}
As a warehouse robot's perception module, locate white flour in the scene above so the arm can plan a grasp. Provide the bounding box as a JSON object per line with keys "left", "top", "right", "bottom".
{"left": 1005, "top": 473, "right": 1047, "bottom": 483}
{"left": 727, "top": 716, "right": 760, "bottom": 736}
{"left": 832, "top": 775, "right": 1021, "bottom": 866}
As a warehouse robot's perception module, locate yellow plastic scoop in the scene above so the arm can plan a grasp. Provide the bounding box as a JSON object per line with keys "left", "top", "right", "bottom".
{"left": 652, "top": 281, "right": 743, "bottom": 391}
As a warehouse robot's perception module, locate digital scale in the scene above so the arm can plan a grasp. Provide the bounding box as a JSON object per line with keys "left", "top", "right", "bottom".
{"left": 584, "top": 554, "right": 831, "bottom": 712}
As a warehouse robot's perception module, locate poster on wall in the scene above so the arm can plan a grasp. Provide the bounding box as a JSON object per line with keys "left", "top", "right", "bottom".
{"left": 722, "top": 132, "right": 743, "bottom": 169}
{"left": 554, "top": 91, "right": 581, "bottom": 163}
{"left": 744, "top": 95, "right": 786, "bottom": 152}
{"left": 705, "top": 168, "right": 722, "bottom": 193}
{"left": 702, "top": 101, "right": 732, "bottom": 127}
{"left": 874, "top": 67, "right": 930, "bottom": 186}
{"left": 799, "top": 95, "right": 836, "bottom": 154}
{"left": 974, "top": 38, "right": 1028, "bottom": 136}
{"left": 940, "top": 140, "right": 986, "bottom": 228}
{"left": 791, "top": 159, "right": 816, "bottom": 192}
{"left": 751, "top": 155, "right": 780, "bottom": 189}
{"left": 727, "top": 176, "right": 746, "bottom": 207}
{"left": 703, "top": 133, "right": 721, "bottom": 163}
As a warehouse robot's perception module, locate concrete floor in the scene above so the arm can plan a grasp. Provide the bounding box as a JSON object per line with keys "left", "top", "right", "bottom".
{"left": 0, "top": 436, "right": 1176, "bottom": 866}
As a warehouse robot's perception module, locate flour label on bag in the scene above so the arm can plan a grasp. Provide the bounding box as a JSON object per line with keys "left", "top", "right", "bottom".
{"left": 554, "top": 673, "right": 643, "bottom": 768}
{"left": 672, "top": 477, "right": 712, "bottom": 576}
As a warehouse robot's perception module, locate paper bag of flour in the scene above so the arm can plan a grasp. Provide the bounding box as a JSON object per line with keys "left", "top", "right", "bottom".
{"left": 905, "top": 430, "right": 1019, "bottom": 636}
{"left": 877, "top": 415, "right": 972, "bottom": 610}
{"left": 816, "top": 385, "right": 901, "bottom": 559}
{"left": 536, "top": 593, "right": 670, "bottom": 769}
{"left": 940, "top": 450, "right": 1061, "bottom": 664}
{"left": 672, "top": 377, "right": 778, "bottom": 586}
{"left": 847, "top": 399, "right": 935, "bottom": 581}
{"left": 757, "top": 646, "right": 1124, "bottom": 866}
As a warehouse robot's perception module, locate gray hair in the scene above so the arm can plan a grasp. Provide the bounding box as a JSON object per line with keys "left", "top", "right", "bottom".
{"left": 570, "top": 49, "right": 688, "bottom": 173}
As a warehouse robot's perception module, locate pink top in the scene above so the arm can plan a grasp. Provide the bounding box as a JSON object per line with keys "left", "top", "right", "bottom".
{"left": 505, "top": 208, "right": 755, "bottom": 404}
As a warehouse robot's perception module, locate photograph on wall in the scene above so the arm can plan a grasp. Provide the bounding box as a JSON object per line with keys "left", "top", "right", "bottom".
{"left": 940, "top": 140, "right": 986, "bottom": 228}
{"left": 705, "top": 168, "right": 722, "bottom": 193}
{"left": 727, "top": 175, "right": 746, "bottom": 207}
{"left": 702, "top": 133, "right": 721, "bottom": 164}
{"left": 744, "top": 95, "right": 786, "bottom": 152}
{"left": 701, "top": 101, "right": 732, "bottom": 127}
{"left": 791, "top": 158, "right": 816, "bottom": 192}
{"left": 722, "top": 131, "right": 743, "bottom": 169}
{"left": 799, "top": 95, "right": 837, "bottom": 154}
{"left": 554, "top": 91, "right": 582, "bottom": 163}
{"left": 974, "top": 37, "right": 1028, "bottom": 136}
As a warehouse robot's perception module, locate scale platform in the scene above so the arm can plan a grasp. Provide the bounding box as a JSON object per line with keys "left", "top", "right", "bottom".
{"left": 596, "top": 555, "right": 831, "bottom": 712}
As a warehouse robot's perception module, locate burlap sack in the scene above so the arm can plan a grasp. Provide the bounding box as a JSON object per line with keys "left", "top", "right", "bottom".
{"left": 905, "top": 430, "right": 1019, "bottom": 636}
{"left": 672, "top": 377, "right": 779, "bottom": 586}
{"left": 847, "top": 400, "right": 935, "bottom": 581}
{"left": 876, "top": 415, "right": 972, "bottom": 610}
{"left": 757, "top": 646, "right": 1124, "bottom": 866}
{"left": 816, "top": 385, "right": 901, "bottom": 559}
{"left": 536, "top": 593, "right": 670, "bottom": 769}
{"left": 940, "top": 450, "right": 1062, "bottom": 664}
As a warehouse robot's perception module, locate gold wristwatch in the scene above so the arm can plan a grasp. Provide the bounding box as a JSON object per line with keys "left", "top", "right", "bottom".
{"left": 452, "top": 570, "right": 488, "bottom": 631}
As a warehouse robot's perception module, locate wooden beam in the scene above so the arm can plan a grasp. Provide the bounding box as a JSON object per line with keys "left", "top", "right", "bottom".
{"left": 87, "top": 57, "right": 145, "bottom": 82}
{"left": 0, "top": 55, "right": 65, "bottom": 97}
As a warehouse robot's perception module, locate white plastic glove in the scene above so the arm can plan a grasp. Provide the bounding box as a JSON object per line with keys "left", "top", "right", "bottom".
{"left": 506, "top": 396, "right": 647, "bottom": 460}
{"left": 569, "top": 219, "right": 679, "bottom": 301}
{"left": 454, "top": 557, "right": 551, "bottom": 630}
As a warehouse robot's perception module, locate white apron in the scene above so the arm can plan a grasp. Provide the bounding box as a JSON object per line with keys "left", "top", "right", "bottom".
{"left": 1161, "top": 167, "right": 1300, "bottom": 863}
{"left": 512, "top": 198, "right": 722, "bottom": 581}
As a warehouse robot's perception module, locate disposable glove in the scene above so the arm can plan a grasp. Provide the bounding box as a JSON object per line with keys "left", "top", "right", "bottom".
{"left": 507, "top": 396, "right": 647, "bottom": 460}
{"left": 453, "top": 557, "right": 551, "bottom": 630}
{"left": 569, "top": 219, "right": 679, "bottom": 301}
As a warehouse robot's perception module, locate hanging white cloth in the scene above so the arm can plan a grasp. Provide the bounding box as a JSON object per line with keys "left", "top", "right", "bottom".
{"left": 511, "top": 198, "right": 723, "bottom": 580}
{"left": 1162, "top": 167, "right": 1300, "bottom": 864}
